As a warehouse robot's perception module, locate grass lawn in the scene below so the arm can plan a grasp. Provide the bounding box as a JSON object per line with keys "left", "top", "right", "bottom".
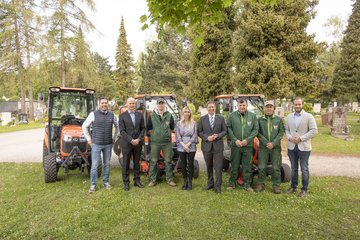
{"left": 0, "top": 121, "right": 44, "bottom": 133}
{"left": 311, "top": 113, "right": 360, "bottom": 155}
{"left": 0, "top": 163, "right": 359, "bottom": 239}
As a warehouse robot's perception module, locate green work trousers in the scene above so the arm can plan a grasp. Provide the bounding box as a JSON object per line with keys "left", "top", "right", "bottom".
{"left": 229, "top": 146, "right": 253, "bottom": 188}
{"left": 149, "top": 142, "right": 174, "bottom": 182}
{"left": 258, "top": 147, "right": 281, "bottom": 186}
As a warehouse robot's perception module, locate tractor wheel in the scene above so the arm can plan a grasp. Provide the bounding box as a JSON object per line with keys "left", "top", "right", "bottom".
{"left": 193, "top": 160, "right": 200, "bottom": 179}
{"left": 281, "top": 163, "right": 291, "bottom": 182}
{"left": 42, "top": 141, "right": 48, "bottom": 167}
{"left": 113, "top": 137, "right": 122, "bottom": 156}
{"left": 87, "top": 155, "right": 102, "bottom": 178}
{"left": 222, "top": 157, "right": 230, "bottom": 172}
{"left": 44, "top": 152, "right": 58, "bottom": 183}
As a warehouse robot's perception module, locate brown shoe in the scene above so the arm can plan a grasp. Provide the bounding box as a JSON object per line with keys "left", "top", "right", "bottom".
{"left": 148, "top": 181, "right": 156, "bottom": 187}
{"left": 226, "top": 184, "right": 235, "bottom": 190}
{"left": 168, "top": 181, "right": 177, "bottom": 187}
{"left": 256, "top": 184, "right": 265, "bottom": 192}
{"left": 299, "top": 190, "right": 307, "bottom": 197}
{"left": 273, "top": 185, "right": 281, "bottom": 194}
{"left": 286, "top": 187, "right": 297, "bottom": 194}
{"left": 245, "top": 187, "right": 254, "bottom": 192}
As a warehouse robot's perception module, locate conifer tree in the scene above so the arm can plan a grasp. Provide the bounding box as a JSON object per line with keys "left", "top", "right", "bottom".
{"left": 333, "top": 0, "right": 360, "bottom": 103}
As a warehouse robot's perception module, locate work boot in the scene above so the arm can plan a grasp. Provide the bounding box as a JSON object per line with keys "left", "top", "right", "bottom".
{"left": 273, "top": 185, "right": 281, "bottom": 194}
{"left": 286, "top": 187, "right": 297, "bottom": 194}
{"left": 226, "top": 184, "right": 235, "bottom": 190}
{"left": 256, "top": 184, "right": 265, "bottom": 192}
{"left": 168, "top": 180, "right": 177, "bottom": 187}
{"left": 245, "top": 187, "right": 254, "bottom": 192}
{"left": 148, "top": 181, "right": 156, "bottom": 187}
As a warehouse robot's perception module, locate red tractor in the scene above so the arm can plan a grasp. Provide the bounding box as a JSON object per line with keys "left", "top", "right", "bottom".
{"left": 113, "top": 94, "right": 200, "bottom": 180}
{"left": 214, "top": 94, "right": 291, "bottom": 185}
{"left": 42, "top": 87, "right": 100, "bottom": 183}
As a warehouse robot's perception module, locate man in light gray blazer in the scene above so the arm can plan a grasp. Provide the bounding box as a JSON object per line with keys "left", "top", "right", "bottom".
{"left": 285, "top": 97, "right": 317, "bottom": 197}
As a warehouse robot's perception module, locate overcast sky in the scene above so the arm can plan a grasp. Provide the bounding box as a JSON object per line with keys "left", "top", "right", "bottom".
{"left": 85, "top": 0, "right": 353, "bottom": 67}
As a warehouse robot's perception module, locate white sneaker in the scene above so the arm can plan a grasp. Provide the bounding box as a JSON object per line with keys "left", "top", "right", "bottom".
{"left": 89, "top": 185, "right": 96, "bottom": 193}
{"left": 102, "top": 182, "right": 112, "bottom": 190}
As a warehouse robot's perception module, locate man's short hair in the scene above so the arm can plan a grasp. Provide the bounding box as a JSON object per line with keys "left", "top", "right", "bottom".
{"left": 99, "top": 96, "right": 108, "bottom": 102}
{"left": 236, "top": 97, "right": 247, "bottom": 104}
{"left": 206, "top": 100, "right": 216, "bottom": 106}
{"left": 293, "top": 96, "right": 304, "bottom": 104}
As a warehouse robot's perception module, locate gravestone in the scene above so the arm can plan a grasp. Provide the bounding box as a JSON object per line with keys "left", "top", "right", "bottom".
{"left": 313, "top": 103, "right": 321, "bottom": 113}
{"left": 352, "top": 102, "right": 358, "bottom": 112}
{"left": 331, "top": 107, "right": 350, "bottom": 140}
{"left": 275, "top": 107, "right": 285, "bottom": 118}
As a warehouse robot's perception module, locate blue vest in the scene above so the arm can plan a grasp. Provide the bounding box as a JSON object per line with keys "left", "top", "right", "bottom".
{"left": 92, "top": 110, "right": 114, "bottom": 145}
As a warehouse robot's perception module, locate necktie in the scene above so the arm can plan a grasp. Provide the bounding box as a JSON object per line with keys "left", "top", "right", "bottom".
{"left": 130, "top": 112, "right": 135, "bottom": 126}
{"left": 210, "top": 115, "right": 214, "bottom": 129}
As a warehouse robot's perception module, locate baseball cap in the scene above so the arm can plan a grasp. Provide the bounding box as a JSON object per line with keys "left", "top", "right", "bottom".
{"left": 157, "top": 97, "right": 165, "bottom": 104}
{"left": 264, "top": 100, "right": 275, "bottom": 106}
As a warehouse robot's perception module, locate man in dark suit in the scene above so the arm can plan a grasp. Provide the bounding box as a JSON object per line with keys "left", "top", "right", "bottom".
{"left": 198, "top": 101, "right": 227, "bottom": 193}
{"left": 118, "top": 97, "right": 145, "bottom": 191}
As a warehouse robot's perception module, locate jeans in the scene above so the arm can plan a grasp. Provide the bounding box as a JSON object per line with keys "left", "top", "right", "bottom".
{"left": 288, "top": 145, "right": 311, "bottom": 191}
{"left": 90, "top": 143, "right": 112, "bottom": 186}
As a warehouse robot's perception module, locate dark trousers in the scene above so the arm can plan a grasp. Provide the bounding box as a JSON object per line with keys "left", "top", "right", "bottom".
{"left": 179, "top": 151, "right": 196, "bottom": 180}
{"left": 203, "top": 148, "right": 223, "bottom": 189}
{"left": 121, "top": 144, "right": 142, "bottom": 183}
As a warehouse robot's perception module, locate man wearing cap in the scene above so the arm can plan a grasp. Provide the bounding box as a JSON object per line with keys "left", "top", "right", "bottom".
{"left": 147, "top": 97, "right": 176, "bottom": 187}
{"left": 256, "top": 100, "right": 285, "bottom": 194}
{"left": 227, "top": 97, "right": 258, "bottom": 192}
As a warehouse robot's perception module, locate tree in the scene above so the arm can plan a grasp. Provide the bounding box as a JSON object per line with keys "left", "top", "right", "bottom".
{"left": 92, "top": 52, "right": 117, "bottom": 99}
{"left": 142, "top": 0, "right": 278, "bottom": 45}
{"left": 187, "top": 6, "right": 235, "bottom": 107}
{"left": 69, "top": 26, "right": 97, "bottom": 88}
{"left": 138, "top": 27, "right": 191, "bottom": 97}
{"left": 45, "top": 0, "right": 95, "bottom": 87}
{"left": 333, "top": 0, "right": 360, "bottom": 103}
{"left": 114, "top": 16, "right": 135, "bottom": 103}
{"left": 232, "top": 0, "right": 322, "bottom": 100}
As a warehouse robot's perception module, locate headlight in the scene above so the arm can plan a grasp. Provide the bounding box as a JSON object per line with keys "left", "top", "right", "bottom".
{"left": 79, "top": 134, "right": 87, "bottom": 142}
{"left": 63, "top": 134, "right": 72, "bottom": 142}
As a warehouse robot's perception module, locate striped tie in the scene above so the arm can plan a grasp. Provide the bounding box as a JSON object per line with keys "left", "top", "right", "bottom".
{"left": 210, "top": 115, "right": 214, "bottom": 129}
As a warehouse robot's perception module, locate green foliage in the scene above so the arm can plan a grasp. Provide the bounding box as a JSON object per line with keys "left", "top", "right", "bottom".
{"left": 187, "top": 6, "right": 235, "bottom": 108}
{"left": 0, "top": 121, "right": 44, "bottom": 133}
{"left": 138, "top": 27, "right": 191, "bottom": 97}
{"left": 333, "top": 0, "right": 360, "bottom": 103}
{"left": 303, "top": 102, "right": 313, "bottom": 112}
{"left": 0, "top": 163, "right": 359, "bottom": 239}
{"left": 142, "top": 0, "right": 279, "bottom": 45}
{"left": 114, "top": 17, "right": 135, "bottom": 102}
{"left": 232, "top": 0, "right": 322, "bottom": 100}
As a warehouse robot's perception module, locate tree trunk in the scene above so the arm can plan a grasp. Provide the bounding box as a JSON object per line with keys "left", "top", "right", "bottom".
{"left": 60, "top": 0, "right": 66, "bottom": 87}
{"left": 25, "top": 19, "right": 34, "bottom": 120}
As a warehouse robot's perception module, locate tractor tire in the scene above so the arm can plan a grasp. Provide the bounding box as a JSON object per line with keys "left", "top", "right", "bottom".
{"left": 87, "top": 155, "right": 102, "bottom": 178}
{"left": 42, "top": 141, "right": 48, "bottom": 167}
{"left": 113, "top": 137, "right": 122, "bottom": 156}
{"left": 193, "top": 160, "right": 200, "bottom": 179}
{"left": 281, "top": 163, "right": 291, "bottom": 182}
{"left": 222, "top": 158, "right": 230, "bottom": 172}
{"left": 44, "top": 152, "right": 58, "bottom": 183}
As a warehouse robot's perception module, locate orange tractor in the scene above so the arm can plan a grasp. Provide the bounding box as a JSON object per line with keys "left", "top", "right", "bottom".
{"left": 215, "top": 94, "right": 290, "bottom": 185}
{"left": 42, "top": 87, "right": 99, "bottom": 183}
{"left": 113, "top": 94, "right": 200, "bottom": 180}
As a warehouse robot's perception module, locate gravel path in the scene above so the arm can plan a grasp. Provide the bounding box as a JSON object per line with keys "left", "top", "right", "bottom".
{"left": 0, "top": 128, "right": 359, "bottom": 177}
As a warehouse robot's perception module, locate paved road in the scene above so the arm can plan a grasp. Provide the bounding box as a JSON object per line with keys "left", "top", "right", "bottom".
{"left": 0, "top": 128, "right": 359, "bottom": 177}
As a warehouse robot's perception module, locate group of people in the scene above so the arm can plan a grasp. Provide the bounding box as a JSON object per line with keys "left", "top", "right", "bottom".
{"left": 82, "top": 96, "right": 317, "bottom": 197}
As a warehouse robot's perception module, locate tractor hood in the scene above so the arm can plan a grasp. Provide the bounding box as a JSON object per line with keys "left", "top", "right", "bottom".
{"left": 61, "top": 125, "right": 85, "bottom": 139}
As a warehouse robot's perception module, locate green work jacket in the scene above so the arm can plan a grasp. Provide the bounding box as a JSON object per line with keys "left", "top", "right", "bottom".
{"left": 227, "top": 110, "right": 258, "bottom": 148}
{"left": 149, "top": 111, "right": 172, "bottom": 144}
{"left": 258, "top": 114, "right": 285, "bottom": 149}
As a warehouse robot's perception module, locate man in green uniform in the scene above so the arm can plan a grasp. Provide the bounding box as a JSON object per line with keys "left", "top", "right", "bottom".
{"left": 227, "top": 97, "right": 258, "bottom": 192}
{"left": 147, "top": 98, "right": 176, "bottom": 187}
{"left": 256, "top": 100, "right": 285, "bottom": 194}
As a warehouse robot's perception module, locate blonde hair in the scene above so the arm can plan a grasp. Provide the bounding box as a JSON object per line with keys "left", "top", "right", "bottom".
{"left": 180, "top": 106, "right": 194, "bottom": 127}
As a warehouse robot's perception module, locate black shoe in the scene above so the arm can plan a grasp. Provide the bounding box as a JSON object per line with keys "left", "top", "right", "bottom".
{"left": 215, "top": 187, "right": 221, "bottom": 194}
{"left": 186, "top": 181, "right": 192, "bottom": 190}
{"left": 134, "top": 180, "right": 144, "bottom": 188}
{"left": 182, "top": 183, "right": 188, "bottom": 190}
{"left": 203, "top": 185, "right": 214, "bottom": 190}
{"left": 124, "top": 183, "right": 130, "bottom": 191}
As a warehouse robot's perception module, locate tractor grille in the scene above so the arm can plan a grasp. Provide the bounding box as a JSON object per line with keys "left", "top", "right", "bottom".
{"left": 62, "top": 139, "right": 87, "bottom": 153}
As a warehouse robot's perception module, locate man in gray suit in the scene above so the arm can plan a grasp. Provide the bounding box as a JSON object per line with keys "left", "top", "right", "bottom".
{"left": 198, "top": 101, "right": 227, "bottom": 194}
{"left": 285, "top": 97, "right": 317, "bottom": 197}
